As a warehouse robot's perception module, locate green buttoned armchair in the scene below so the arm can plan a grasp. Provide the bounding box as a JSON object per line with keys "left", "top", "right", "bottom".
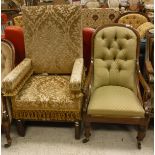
{"left": 82, "top": 24, "right": 151, "bottom": 149}
{"left": 2, "top": 5, "right": 84, "bottom": 140}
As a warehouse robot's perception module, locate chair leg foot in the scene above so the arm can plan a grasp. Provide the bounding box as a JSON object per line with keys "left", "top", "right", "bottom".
{"left": 2, "top": 108, "right": 12, "bottom": 147}
{"left": 83, "top": 121, "right": 91, "bottom": 143}
{"left": 75, "top": 121, "right": 81, "bottom": 140}
{"left": 136, "top": 125, "right": 147, "bottom": 149}
{"left": 3, "top": 120, "right": 12, "bottom": 147}
{"left": 16, "top": 120, "right": 26, "bottom": 137}
{"left": 82, "top": 138, "right": 89, "bottom": 143}
{"left": 137, "top": 140, "right": 141, "bottom": 149}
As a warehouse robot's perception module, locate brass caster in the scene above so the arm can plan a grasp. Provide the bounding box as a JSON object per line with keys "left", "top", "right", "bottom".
{"left": 137, "top": 142, "right": 141, "bottom": 149}
{"left": 82, "top": 138, "right": 89, "bottom": 143}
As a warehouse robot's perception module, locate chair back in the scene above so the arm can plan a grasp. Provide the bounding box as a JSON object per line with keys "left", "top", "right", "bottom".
{"left": 116, "top": 13, "right": 150, "bottom": 29}
{"left": 22, "top": 5, "right": 83, "bottom": 74}
{"left": 1, "top": 39, "right": 15, "bottom": 80}
{"left": 92, "top": 24, "right": 140, "bottom": 92}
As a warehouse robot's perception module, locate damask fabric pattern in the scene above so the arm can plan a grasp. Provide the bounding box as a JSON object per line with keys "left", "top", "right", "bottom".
{"left": 1, "top": 40, "right": 15, "bottom": 81}
{"left": 82, "top": 8, "right": 120, "bottom": 29}
{"left": 22, "top": 5, "right": 83, "bottom": 74}
{"left": 117, "top": 14, "right": 149, "bottom": 29}
{"left": 2, "top": 58, "right": 32, "bottom": 95}
{"left": 12, "top": 75, "right": 83, "bottom": 121}
{"left": 13, "top": 16, "right": 23, "bottom": 27}
{"left": 70, "top": 58, "right": 84, "bottom": 91}
{"left": 137, "top": 22, "right": 154, "bottom": 39}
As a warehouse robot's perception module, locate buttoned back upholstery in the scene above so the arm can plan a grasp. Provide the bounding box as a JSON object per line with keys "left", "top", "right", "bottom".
{"left": 117, "top": 13, "right": 149, "bottom": 29}
{"left": 93, "top": 25, "right": 139, "bottom": 92}
{"left": 22, "top": 5, "right": 82, "bottom": 74}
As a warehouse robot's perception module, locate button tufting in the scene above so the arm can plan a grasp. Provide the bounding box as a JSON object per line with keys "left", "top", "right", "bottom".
{"left": 113, "top": 55, "right": 116, "bottom": 60}
{"left": 114, "top": 35, "right": 117, "bottom": 40}
{"left": 108, "top": 43, "right": 111, "bottom": 49}
{"left": 124, "top": 56, "right": 127, "bottom": 61}
{"left": 107, "top": 65, "right": 111, "bottom": 71}
{"left": 125, "top": 35, "right": 131, "bottom": 40}
{"left": 102, "top": 35, "right": 104, "bottom": 39}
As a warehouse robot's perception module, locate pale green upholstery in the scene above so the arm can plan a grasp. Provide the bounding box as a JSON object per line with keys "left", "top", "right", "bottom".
{"left": 88, "top": 25, "right": 144, "bottom": 118}
{"left": 83, "top": 24, "right": 150, "bottom": 146}
{"left": 88, "top": 86, "right": 145, "bottom": 117}
{"left": 93, "top": 26, "right": 137, "bottom": 92}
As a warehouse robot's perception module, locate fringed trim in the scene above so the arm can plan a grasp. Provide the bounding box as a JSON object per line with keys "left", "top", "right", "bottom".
{"left": 13, "top": 110, "right": 81, "bottom": 121}
{"left": 2, "top": 69, "right": 33, "bottom": 96}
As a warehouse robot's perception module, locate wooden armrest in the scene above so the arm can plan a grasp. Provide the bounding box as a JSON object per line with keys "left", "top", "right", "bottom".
{"left": 82, "top": 61, "right": 93, "bottom": 113}
{"left": 145, "top": 60, "right": 154, "bottom": 74}
{"left": 83, "top": 61, "right": 93, "bottom": 94}
{"left": 138, "top": 71, "right": 150, "bottom": 95}
{"left": 138, "top": 69, "right": 151, "bottom": 115}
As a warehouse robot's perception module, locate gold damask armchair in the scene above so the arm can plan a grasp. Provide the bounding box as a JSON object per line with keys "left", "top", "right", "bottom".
{"left": 2, "top": 5, "right": 84, "bottom": 140}
{"left": 116, "top": 12, "right": 154, "bottom": 39}
{"left": 82, "top": 24, "right": 151, "bottom": 149}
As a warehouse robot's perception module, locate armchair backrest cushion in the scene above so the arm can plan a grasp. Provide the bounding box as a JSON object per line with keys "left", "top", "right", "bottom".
{"left": 93, "top": 25, "right": 139, "bottom": 92}
{"left": 117, "top": 13, "right": 149, "bottom": 29}
{"left": 22, "top": 5, "right": 82, "bottom": 74}
{"left": 1, "top": 39, "right": 15, "bottom": 81}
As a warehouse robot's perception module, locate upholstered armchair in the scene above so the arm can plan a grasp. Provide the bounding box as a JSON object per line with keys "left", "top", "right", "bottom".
{"left": 82, "top": 24, "right": 151, "bottom": 149}
{"left": 115, "top": 12, "right": 153, "bottom": 39}
{"left": 2, "top": 5, "right": 84, "bottom": 140}
{"left": 1, "top": 39, "right": 15, "bottom": 147}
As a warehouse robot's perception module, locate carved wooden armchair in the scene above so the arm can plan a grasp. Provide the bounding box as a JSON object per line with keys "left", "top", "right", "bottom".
{"left": 82, "top": 24, "right": 151, "bottom": 149}
{"left": 2, "top": 5, "right": 84, "bottom": 140}
{"left": 1, "top": 39, "right": 15, "bottom": 147}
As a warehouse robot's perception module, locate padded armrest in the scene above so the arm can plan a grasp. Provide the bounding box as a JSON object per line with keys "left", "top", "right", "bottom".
{"left": 2, "top": 58, "right": 33, "bottom": 96}
{"left": 70, "top": 58, "right": 84, "bottom": 92}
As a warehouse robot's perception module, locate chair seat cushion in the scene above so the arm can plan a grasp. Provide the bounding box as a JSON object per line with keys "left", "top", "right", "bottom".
{"left": 88, "top": 86, "right": 145, "bottom": 117}
{"left": 13, "top": 75, "right": 83, "bottom": 121}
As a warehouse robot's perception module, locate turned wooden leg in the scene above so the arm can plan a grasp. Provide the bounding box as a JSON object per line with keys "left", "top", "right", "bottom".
{"left": 16, "top": 120, "right": 26, "bottom": 137}
{"left": 2, "top": 111, "right": 12, "bottom": 147}
{"left": 83, "top": 121, "right": 91, "bottom": 143}
{"left": 137, "top": 125, "right": 147, "bottom": 149}
{"left": 75, "top": 121, "right": 81, "bottom": 140}
{"left": 2, "top": 95, "right": 12, "bottom": 147}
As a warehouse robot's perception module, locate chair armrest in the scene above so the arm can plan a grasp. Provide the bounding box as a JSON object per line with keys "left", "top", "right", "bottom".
{"left": 2, "top": 58, "right": 33, "bottom": 96}
{"left": 145, "top": 60, "right": 154, "bottom": 74}
{"left": 82, "top": 61, "right": 93, "bottom": 113}
{"left": 145, "top": 60, "right": 154, "bottom": 83}
{"left": 137, "top": 69, "right": 151, "bottom": 115}
{"left": 70, "top": 58, "right": 84, "bottom": 92}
